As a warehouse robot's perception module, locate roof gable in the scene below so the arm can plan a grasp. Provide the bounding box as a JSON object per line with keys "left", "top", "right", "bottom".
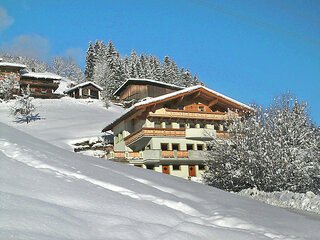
{"left": 64, "top": 81, "right": 103, "bottom": 93}
{"left": 102, "top": 85, "right": 253, "bottom": 132}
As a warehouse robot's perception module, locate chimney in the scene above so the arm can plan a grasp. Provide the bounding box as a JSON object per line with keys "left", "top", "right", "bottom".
{"left": 32, "top": 68, "right": 35, "bottom": 72}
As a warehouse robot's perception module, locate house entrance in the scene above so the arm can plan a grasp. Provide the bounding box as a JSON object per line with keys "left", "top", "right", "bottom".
{"left": 162, "top": 165, "right": 170, "bottom": 174}
{"left": 189, "top": 165, "right": 196, "bottom": 177}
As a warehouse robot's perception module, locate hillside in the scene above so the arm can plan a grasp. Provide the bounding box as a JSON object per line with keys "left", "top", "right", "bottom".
{"left": 0, "top": 98, "right": 320, "bottom": 239}
{"left": 1, "top": 122, "right": 320, "bottom": 240}
{"left": 0, "top": 98, "right": 124, "bottom": 150}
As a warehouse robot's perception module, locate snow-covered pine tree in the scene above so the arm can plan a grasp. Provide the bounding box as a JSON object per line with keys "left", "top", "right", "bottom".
{"left": 204, "top": 92, "right": 320, "bottom": 194}
{"left": 170, "top": 60, "right": 181, "bottom": 85}
{"left": 10, "top": 85, "right": 36, "bottom": 124}
{"left": 0, "top": 73, "right": 17, "bottom": 101}
{"left": 84, "top": 41, "right": 96, "bottom": 80}
{"left": 162, "top": 56, "right": 172, "bottom": 83}
{"left": 128, "top": 49, "right": 139, "bottom": 78}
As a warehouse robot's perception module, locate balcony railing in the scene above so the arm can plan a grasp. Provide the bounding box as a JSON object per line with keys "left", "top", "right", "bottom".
{"left": 216, "top": 131, "right": 231, "bottom": 138}
{"left": 148, "top": 108, "right": 238, "bottom": 121}
{"left": 109, "top": 150, "right": 190, "bottom": 160}
{"left": 124, "top": 128, "right": 185, "bottom": 145}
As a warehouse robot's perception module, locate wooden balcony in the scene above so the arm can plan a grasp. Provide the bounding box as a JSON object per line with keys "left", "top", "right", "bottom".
{"left": 216, "top": 131, "right": 231, "bottom": 138}
{"left": 161, "top": 151, "right": 174, "bottom": 158}
{"left": 148, "top": 108, "right": 238, "bottom": 121}
{"left": 161, "top": 150, "right": 189, "bottom": 158}
{"left": 124, "top": 128, "right": 185, "bottom": 146}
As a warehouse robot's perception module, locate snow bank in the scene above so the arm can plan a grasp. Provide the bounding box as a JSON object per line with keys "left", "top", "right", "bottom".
{"left": 238, "top": 188, "right": 320, "bottom": 215}
{"left": 1, "top": 122, "right": 320, "bottom": 239}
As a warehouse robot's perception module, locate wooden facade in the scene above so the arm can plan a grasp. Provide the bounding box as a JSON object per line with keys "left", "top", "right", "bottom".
{"left": 64, "top": 82, "right": 102, "bottom": 99}
{"left": 120, "top": 84, "right": 178, "bottom": 101}
{"left": 0, "top": 61, "right": 26, "bottom": 96}
{"left": 103, "top": 86, "right": 253, "bottom": 179}
{"left": 20, "top": 73, "right": 61, "bottom": 99}
{"left": 114, "top": 78, "right": 183, "bottom": 103}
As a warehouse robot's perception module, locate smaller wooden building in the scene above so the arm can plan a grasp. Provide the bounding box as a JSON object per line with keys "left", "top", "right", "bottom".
{"left": 64, "top": 81, "right": 103, "bottom": 99}
{"left": 114, "top": 78, "right": 184, "bottom": 103}
{"left": 20, "top": 71, "right": 62, "bottom": 98}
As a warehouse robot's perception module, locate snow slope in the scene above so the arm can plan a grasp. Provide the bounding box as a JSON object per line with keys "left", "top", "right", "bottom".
{"left": 1, "top": 122, "right": 320, "bottom": 240}
{"left": 0, "top": 98, "right": 124, "bottom": 150}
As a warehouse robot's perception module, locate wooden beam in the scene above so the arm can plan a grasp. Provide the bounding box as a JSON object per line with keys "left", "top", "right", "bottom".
{"left": 151, "top": 104, "right": 157, "bottom": 112}
{"left": 208, "top": 98, "right": 219, "bottom": 107}
{"left": 192, "top": 91, "right": 201, "bottom": 99}
{"left": 177, "top": 96, "right": 184, "bottom": 103}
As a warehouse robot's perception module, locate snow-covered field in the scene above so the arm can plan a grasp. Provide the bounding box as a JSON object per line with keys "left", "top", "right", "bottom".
{"left": 1, "top": 98, "right": 320, "bottom": 239}
{"left": 0, "top": 98, "right": 124, "bottom": 150}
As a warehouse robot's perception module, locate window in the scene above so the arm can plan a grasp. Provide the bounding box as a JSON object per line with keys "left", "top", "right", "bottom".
{"left": 189, "top": 123, "right": 196, "bottom": 128}
{"left": 161, "top": 143, "right": 168, "bottom": 151}
{"left": 199, "top": 123, "right": 205, "bottom": 128}
{"left": 199, "top": 106, "right": 205, "bottom": 112}
{"left": 166, "top": 122, "right": 171, "bottom": 128}
{"left": 179, "top": 123, "right": 186, "bottom": 129}
{"left": 214, "top": 124, "right": 220, "bottom": 131}
{"left": 199, "top": 165, "right": 206, "bottom": 170}
{"left": 197, "top": 144, "right": 204, "bottom": 151}
{"left": 178, "top": 106, "right": 184, "bottom": 110}
{"left": 172, "top": 144, "right": 179, "bottom": 151}
{"left": 187, "top": 144, "right": 194, "bottom": 150}
{"left": 155, "top": 122, "right": 161, "bottom": 128}
{"left": 173, "top": 165, "right": 180, "bottom": 170}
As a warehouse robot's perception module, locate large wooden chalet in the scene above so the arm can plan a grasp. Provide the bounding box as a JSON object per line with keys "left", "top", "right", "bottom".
{"left": 103, "top": 80, "right": 253, "bottom": 179}
{"left": 20, "top": 71, "right": 62, "bottom": 98}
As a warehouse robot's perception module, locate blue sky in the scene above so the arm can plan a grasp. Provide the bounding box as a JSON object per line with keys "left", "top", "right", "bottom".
{"left": 0, "top": 0, "right": 319, "bottom": 124}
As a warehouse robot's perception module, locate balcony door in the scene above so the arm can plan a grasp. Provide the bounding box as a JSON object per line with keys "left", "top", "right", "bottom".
{"left": 162, "top": 165, "right": 170, "bottom": 174}
{"left": 189, "top": 165, "right": 196, "bottom": 177}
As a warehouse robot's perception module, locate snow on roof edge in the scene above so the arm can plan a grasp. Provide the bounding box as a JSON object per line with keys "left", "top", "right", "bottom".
{"left": 113, "top": 78, "right": 184, "bottom": 96}
{"left": 21, "top": 71, "right": 62, "bottom": 80}
{"left": 0, "top": 62, "right": 27, "bottom": 68}
{"left": 64, "top": 81, "right": 103, "bottom": 93}
{"left": 102, "top": 85, "right": 254, "bottom": 132}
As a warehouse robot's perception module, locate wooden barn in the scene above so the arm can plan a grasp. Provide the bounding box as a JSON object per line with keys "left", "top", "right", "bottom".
{"left": 20, "top": 71, "right": 62, "bottom": 98}
{"left": 114, "top": 78, "right": 184, "bottom": 103}
{"left": 64, "top": 81, "right": 103, "bottom": 99}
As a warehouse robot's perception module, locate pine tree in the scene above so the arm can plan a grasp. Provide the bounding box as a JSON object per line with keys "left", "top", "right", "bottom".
{"left": 10, "top": 85, "right": 36, "bottom": 124}
{"left": 85, "top": 41, "right": 96, "bottom": 80}
{"left": 204, "top": 92, "right": 320, "bottom": 194}
{"left": 0, "top": 73, "right": 17, "bottom": 101}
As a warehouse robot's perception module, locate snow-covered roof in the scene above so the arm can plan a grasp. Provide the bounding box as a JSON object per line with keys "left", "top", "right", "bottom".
{"left": 114, "top": 78, "right": 184, "bottom": 96}
{"left": 64, "top": 81, "right": 103, "bottom": 93}
{"left": 102, "top": 85, "right": 254, "bottom": 131}
{"left": 0, "top": 62, "right": 27, "bottom": 69}
{"left": 21, "top": 72, "right": 62, "bottom": 80}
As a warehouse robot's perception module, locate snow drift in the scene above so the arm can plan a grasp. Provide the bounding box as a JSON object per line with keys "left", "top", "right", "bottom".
{"left": 1, "top": 122, "right": 320, "bottom": 240}
{"left": 239, "top": 188, "right": 320, "bottom": 215}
